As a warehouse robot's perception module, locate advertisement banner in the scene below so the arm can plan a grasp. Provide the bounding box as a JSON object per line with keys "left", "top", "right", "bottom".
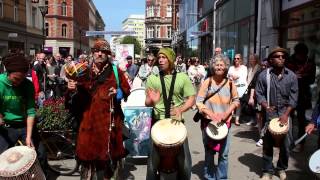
{"left": 115, "top": 44, "right": 134, "bottom": 70}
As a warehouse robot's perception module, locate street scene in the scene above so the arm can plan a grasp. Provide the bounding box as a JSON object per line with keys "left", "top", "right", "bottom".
{"left": 0, "top": 0, "right": 320, "bottom": 180}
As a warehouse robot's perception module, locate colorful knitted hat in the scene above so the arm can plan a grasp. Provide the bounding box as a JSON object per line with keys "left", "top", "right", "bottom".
{"left": 92, "top": 38, "right": 111, "bottom": 55}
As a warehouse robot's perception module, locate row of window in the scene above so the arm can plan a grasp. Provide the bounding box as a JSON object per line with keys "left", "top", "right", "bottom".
{"left": 146, "top": 5, "right": 172, "bottom": 18}
{"left": 0, "top": 0, "right": 19, "bottom": 22}
{"left": 45, "top": 23, "right": 68, "bottom": 37}
{"left": 146, "top": 26, "right": 172, "bottom": 38}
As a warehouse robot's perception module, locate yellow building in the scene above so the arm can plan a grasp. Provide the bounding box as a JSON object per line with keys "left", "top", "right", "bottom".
{"left": 122, "top": 14, "right": 145, "bottom": 48}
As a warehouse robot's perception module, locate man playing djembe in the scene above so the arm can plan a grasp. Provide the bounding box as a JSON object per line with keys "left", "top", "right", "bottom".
{"left": 255, "top": 47, "right": 298, "bottom": 180}
{"left": 145, "top": 48, "right": 195, "bottom": 180}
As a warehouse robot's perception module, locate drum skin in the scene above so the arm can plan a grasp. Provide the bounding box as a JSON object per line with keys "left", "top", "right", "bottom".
{"left": 309, "top": 149, "right": 320, "bottom": 178}
{"left": 0, "top": 146, "right": 45, "bottom": 180}
{"left": 268, "top": 118, "right": 289, "bottom": 147}
{"left": 206, "top": 121, "right": 228, "bottom": 141}
{"left": 151, "top": 119, "right": 187, "bottom": 173}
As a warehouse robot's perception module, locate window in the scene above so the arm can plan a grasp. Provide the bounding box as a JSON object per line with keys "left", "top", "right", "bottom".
{"left": 156, "top": 5, "right": 160, "bottom": 17}
{"left": 156, "top": 26, "right": 160, "bottom": 38}
{"left": 167, "top": 26, "right": 172, "bottom": 38}
{"left": 14, "top": 3, "right": 18, "bottom": 22}
{"left": 45, "top": 22, "right": 49, "bottom": 36}
{"left": 147, "top": 27, "right": 154, "bottom": 38}
{"left": 149, "top": 6, "right": 154, "bottom": 17}
{"left": 62, "top": 24, "right": 67, "bottom": 37}
{"left": 61, "top": 0, "right": 66, "bottom": 16}
{"left": 32, "top": 7, "right": 37, "bottom": 27}
{"left": 0, "top": 0, "right": 3, "bottom": 18}
{"left": 167, "top": 5, "right": 172, "bottom": 17}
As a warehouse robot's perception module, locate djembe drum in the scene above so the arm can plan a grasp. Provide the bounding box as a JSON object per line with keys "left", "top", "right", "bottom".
{"left": 268, "top": 118, "right": 289, "bottom": 147}
{"left": 206, "top": 121, "right": 229, "bottom": 141}
{"left": 151, "top": 119, "right": 187, "bottom": 173}
{"left": 309, "top": 149, "right": 320, "bottom": 178}
{"left": 0, "top": 146, "right": 45, "bottom": 180}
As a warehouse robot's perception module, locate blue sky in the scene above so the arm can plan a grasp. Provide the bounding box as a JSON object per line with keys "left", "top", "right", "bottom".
{"left": 93, "top": 0, "right": 145, "bottom": 40}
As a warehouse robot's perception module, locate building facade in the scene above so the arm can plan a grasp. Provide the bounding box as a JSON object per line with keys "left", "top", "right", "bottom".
{"left": 0, "top": 0, "right": 44, "bottom": 57}
{"left": 88, "top": 0, "right": 105, "bottom": 49}
{"left": 122, "top": 14, "right": 145, "bottom": 49}
{"left": 145, "top": 0, "right": 173, "bottom": 54}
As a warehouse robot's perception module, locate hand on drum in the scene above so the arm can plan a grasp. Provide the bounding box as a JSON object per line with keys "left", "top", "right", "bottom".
{"left": 209, "top": 112, "right": 224, "bottom": 123}
{"left": 278, "top": 114, "right": 289, "bottom": 125}
{"left": 25, "top": 137, "right": 34, "bottom": 149}
{"left": 305, "top": 123, "right": 316, "bottom": 135}
{"left": 170, "top": 107, "right": 183, "bottom": 122}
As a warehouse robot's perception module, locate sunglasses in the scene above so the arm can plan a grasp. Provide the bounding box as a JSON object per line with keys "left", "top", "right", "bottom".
{"left": 234, "top": 57, "right": 240, "bottom": 60}
{"left": 148, "top": 59, "right": 154, "bottom": 62}
{"left": 195, "top": 60, "right": 200, "bottom": 63}
{"left": 271, "top": 54, "right": 286, "bottom": 59}
{"left": 91, "top": 48, "right": 109, "bottom": 54}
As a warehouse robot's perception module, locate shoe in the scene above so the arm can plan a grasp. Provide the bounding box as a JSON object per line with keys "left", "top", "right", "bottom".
{"left": 235, "top": 117, "right": 240, "bottom": 126}
{"left": 292, "top": 144, "right": 303, "bottom": 153}
{"left": 246, "top": 120, "right": 255, "bottom": 125}
{"left": 256, "top": 139, "right": 263, "bottom": 147}
{"left": 278, "top": 170, "right": 286, "bottom": 180}
{"left": 260, "top": 173, "right": 272, "bottom": 180}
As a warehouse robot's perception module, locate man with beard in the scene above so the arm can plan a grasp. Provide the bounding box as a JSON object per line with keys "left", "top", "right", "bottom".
{"left": 145, "top": 48, "right": 195, "bottom": 180}
{"left": 65, "top": 38, "right": 131, "bottom": 179}
{"left": 256, "top": 47, "right": 298, "bottom": 180}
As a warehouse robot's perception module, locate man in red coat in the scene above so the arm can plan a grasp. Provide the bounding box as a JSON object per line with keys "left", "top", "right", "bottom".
{"left": 65, "top": 38, "right": 130, "bottom": 179}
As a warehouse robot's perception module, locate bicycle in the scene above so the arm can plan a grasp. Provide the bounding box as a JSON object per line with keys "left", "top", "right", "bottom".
{"left": 39, "top": 129, "right": 79, "bottom": 175}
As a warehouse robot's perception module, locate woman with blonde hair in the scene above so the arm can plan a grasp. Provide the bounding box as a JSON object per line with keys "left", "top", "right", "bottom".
{"left": 227, "top": 53, "right": 248, "bottom": 125}
{"left": 196, "top": 55, "right": 239, "bottom": 179}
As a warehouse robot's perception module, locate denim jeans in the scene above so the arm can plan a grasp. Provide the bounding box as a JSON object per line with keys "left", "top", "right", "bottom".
{"left": 202, "top": 126, "right": 231, "bottom": 180}
{"left": 262, "top": 118, "right": 292, "bottom": 173}
{"left": 146, "top": 138, "right": 192, "bottom": 180}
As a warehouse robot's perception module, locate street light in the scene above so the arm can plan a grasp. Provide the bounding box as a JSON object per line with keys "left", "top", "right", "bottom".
{"left": 38, "top": 5, "right": 48, "bottom": 51}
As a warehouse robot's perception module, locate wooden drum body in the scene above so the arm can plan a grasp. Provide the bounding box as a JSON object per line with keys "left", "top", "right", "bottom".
{"left": 268, "top": 118, "right": 289, "bottom": 147}
{"left": 0, "top": 146, "right": 45, "bottom": 180}
{"left": 206, "top": 121, "right": 228, "bottom": 141}
{"left": 151, "top": 119, "right": 187, "bottom": 173}
{"left": 309, "top": 149, "right": 320, "bottom": 178}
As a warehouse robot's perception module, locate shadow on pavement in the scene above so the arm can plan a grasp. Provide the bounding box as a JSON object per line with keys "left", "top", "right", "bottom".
{"left": 233, "top": 126, "right": 259, "bottom": 142}
{"left": 238, "top": 153, "right": 262, "bottom": 177}
{"left": 119, "top": 158, "right": 147, "bottom": 179}
{"left": 191, "top": 160, "right": 204, "bottom": 180}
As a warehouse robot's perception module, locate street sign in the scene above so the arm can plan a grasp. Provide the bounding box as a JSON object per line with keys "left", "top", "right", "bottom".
{"left": 85, "top": 31, "right": 136, "bottom": 36}
{"left": 8, "top": 33, "right": 18, "bottom": 38}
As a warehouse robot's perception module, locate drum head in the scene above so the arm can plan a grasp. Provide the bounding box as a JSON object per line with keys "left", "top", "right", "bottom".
{"left": 268, "top": 118, "right": 289, "bottom": 134}
{"left": 122, "top": 87, "right": 146, "bottom": 107}
{"left": 309, "top": 149, "right": 320, "bottom": 174}
{"left": 0, "top": 146, "right": 37, "bottom": 177}
{"left": 151, "top": 119, "right": 187, "bottom": 147}
{"left": 206, "top": 121, "right": 228, "bottom": 140}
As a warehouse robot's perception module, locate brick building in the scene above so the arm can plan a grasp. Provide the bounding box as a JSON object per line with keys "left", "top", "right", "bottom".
{"left": 145, "top": 0, "right": 173, "bottom": 54}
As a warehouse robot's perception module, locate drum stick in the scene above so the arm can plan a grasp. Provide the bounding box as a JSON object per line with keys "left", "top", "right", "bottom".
{"left": 294, "top": 132, "right": 308, "bottom": 145}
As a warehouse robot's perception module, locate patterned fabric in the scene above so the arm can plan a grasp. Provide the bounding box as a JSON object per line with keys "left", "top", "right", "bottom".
{"left": 64, "top": 62, "right": 89, "bottom": 81}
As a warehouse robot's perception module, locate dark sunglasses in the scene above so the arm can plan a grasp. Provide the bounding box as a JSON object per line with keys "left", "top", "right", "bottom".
{"left": 148, "top": 59, "right": 154, "bottom": 61}
{"left": 271, "top": 54, "right": 286, "bottom": 59}
{"left": 234, "top": 57, "right": 240, "bottom": 60}
{"left": 91, "top": 48, "right": 108, "bottom": 54}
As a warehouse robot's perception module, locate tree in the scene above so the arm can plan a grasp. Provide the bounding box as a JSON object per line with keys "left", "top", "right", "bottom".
{"left": 120, "top": 36, "right": 142, "bottom": 56}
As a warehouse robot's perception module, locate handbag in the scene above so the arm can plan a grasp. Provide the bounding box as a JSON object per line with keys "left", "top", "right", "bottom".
{"left": 193, "top": 78, "right": 227, "bottom": 122}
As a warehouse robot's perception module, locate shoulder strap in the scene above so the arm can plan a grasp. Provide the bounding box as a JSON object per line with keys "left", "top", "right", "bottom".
{"left": 159, "top": 72, "right": 177, "bottom": 118}
{"left": 203, "top": 78, "right": 227, "bottom": 104}
{"left": 112, "top": 64, "right": 120, "bottom": 88}
{"left": 266, "top": 68, "right": 270, "bottom": 106}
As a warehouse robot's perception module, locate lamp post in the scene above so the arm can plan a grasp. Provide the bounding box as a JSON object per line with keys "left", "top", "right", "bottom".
{"left": 38, "top": 5, "right": 48, "bottom": 51}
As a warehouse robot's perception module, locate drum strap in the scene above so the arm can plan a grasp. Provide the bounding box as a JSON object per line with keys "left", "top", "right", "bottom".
{"left": 267, "top": 68, "right": 270, "bottom": 106}
{"left": 159, "top": 71, "right": 177, "bottom": 118}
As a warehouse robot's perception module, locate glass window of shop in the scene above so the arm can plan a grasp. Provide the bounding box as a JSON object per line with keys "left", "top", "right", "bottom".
{"left": 282, "top": 3, "right": 320, "bottom": 100}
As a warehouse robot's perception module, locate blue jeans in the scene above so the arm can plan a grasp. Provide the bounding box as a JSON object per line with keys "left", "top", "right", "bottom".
{"left": 202, "top": 127, "right": 231, "bottom": 180}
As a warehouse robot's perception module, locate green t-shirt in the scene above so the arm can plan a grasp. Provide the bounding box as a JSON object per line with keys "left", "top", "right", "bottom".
{"left": 0, "top": 74, "right": 36, "bottom": 122}
{"left": 145, "top": 72, "right": 196, "bottom": 120}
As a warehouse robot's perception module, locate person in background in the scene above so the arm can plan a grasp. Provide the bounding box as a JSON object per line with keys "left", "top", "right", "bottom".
{"left": 33, "top": 52, "right": 47, "bottom": 91}
{"left": 227, "top": 53, "right": 248, "bottom": 125}
{"left": 286, "top": 42, "right": 316, "bottom": 153}
{"left": 175, "top": 55, "right": 187, "bottom": 73}
{"left": 188, "top": 57, "right": 206, "bottom": 91}
{"left": 137, "top": 54, "right": 159, "bottom": 87}
{"left": 305, "top": 91, "right": 320, "bottom": 149}
{"left": 126, "top": 55, "right": 138, "bottom": 81}
{"left": 196, "top": 55, "right": 239, "bottom": 180}
{"left": 60, "top": 55, "right": 73, "bottom": 83}
{"left": 255, "top": 47, "right": 298, "bottom": 180}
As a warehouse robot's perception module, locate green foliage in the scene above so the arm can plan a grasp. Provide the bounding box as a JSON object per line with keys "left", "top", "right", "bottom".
{"left": 37, "top": 97, "right": 71, "bottom": 130}
{"left": 120, "top": 36, "right": 142, "bottom": 55}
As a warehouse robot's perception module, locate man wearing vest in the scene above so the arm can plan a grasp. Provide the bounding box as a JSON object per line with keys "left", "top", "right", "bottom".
{"left": 145, "top": 47, "right": 196, "bottom": 180}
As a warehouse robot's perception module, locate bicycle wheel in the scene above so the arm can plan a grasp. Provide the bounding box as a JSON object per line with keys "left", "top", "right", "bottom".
{"left": 43, "top": 132, "right": 79, "bottom": 175}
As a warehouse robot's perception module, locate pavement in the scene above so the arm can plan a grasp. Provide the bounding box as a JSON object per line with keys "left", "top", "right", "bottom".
{"left": 51, "top": 110, "right": 319, "bottom": 180}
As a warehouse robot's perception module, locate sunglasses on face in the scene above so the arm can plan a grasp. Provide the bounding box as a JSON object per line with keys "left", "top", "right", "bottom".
{"left": 271, "top": 54, "right": 286, "bottom": 59}
{"left": 234, "top": 57, "right": 240, "bottom": 60}
{"left": 148, "top": 59, "right": 154, "bottom": 62}
{"left": 92, "top": 48, "right": 108, "bottom": 54}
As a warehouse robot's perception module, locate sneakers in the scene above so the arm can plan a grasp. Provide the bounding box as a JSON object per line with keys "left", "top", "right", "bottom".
{"left": 256, "top": 139, "right": 263, "bottom": 147}
{"left": 278, "top": 170, "right": 287, "bottom": 180}
{"left": 260, "top": 173, "right": 272, "bottom": 180}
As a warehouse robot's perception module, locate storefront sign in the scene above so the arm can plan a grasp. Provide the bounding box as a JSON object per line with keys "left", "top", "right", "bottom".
{"left": 8, "top": 33, "right": 18, "bottom": 38}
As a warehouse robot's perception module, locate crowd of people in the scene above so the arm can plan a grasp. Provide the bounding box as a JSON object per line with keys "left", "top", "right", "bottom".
{"left": 0, "top": 38, "right": 319, "bottom": 180}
